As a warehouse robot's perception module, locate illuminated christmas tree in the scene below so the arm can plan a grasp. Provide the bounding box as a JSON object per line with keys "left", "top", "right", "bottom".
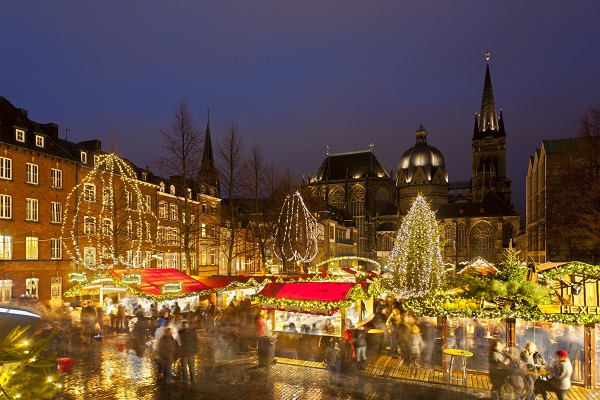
{"left": 62, "top": 153, "right": 156, "bottom": 270}
{"left": 385, "top": 194, "right": 443, "bottom": 298}
{"left": 0, "top": 326, "right": 59, "bottom": 399}
{"left": 273, "top": 191, "right": 319, "bottom": 272}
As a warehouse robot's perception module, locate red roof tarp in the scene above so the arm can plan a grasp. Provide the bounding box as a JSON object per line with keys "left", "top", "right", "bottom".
{"left": 109, "top": 269, "right": 211, "bottom": 296}
{"left": 257, "top": 282, "right": 362, "bottom": 302}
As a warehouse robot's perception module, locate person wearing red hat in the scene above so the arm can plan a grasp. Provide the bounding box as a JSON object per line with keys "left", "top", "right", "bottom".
{"left": 534, "top": 349, "right": 572, "bottom": 400}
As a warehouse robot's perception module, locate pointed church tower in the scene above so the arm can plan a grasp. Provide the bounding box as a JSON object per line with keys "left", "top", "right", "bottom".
{"left": 471, "top": 51, "right": 512, "bottom": 205}
{"left": 198, "top": 111, "right": 220, "bottom": 198}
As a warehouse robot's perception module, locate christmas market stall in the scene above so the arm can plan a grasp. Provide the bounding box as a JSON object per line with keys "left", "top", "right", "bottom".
{"left": 64, "top": 268, "right": 213, "bottom": 325}
{"left": 253, "top": 281, "right": 382, "bottom": 361}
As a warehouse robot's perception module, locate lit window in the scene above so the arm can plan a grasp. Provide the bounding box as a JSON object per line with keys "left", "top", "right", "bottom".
{"left": 202, "top": 202, "right": 207, "bottom": 213}
{"left": 126, "top": 191, "right": 132, "bottom": 209}
{"left": 26, "top": 198, "right": 38, "bottom": 221}
{"left": 81, "top": 151, "right": 87, "bottom": 164}
{"left": 141, "top": 172, "right": 147, "bottom": 181}
{"left": 15, "top": 129, "right": 25, "bottom": 143}
{"left": 84, "top": 217, "right": 96, "bottom": 234}
{"left": 51, "top": 202, "right": 62, "bottom": 223}
{"left": 102, "top": 188, "right": 111, "bottom": 206}
{"left": 102, "top": 218, "right": 112, "bottom": 235}
{"left": 26, "top": 237, "right": 38, "bottom": 259}
{"left": 170, "top": 204, "right": 177, "bottom": 220}
{"left": 84, "top": 183, "right": 95, "bottom": 202}
{"left": 159, "top": 202, "right": 167, "bottom": 219}
{"left": 210, "top": 249, "right": 216, "bottom": 265}
{"left": 0, "top": 157, "right": 12, "bottom": 180}
{"left": 170, "top": 185, "right": 175, "bottom": 195}
{"left": 145, "top": 195, "right": 151, "bottom": 211}
{"left": 126, "top": 220, "right": 133, "bottom": 239}
{"left": 159, "top": 182, "right": 165, "bottom": 193}
{"left": 35, "top": 135, "right": 44, "bottom": 148}
{"left": 50, "top": 238, "right": 62, "bottom": 259}
{"left": 84, "top": 247, "right": 96, "bottom": 266}
{"left": 51, "top": 169, "right": 63, "bottom": 188}
{"left": 0, "top": 235, "right": 12, "bottom": 259}
{"left": 202, "top": 223, "right": 206, "bottom": 237}
{"left": 0, "top": 195, "right": 12, "bottom": 219}
{"left": 93, "top": 155, "right": 99, "bottom": 166}
{"left": 25, "top": 163, "right": 38, "bottom": 184}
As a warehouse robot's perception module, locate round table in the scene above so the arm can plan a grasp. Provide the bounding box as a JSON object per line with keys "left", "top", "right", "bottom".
{"left": 443, "top": 349, "right": 474, "bottom": 388}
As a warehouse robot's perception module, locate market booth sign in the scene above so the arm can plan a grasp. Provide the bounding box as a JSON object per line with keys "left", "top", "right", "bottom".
{"left": 539, "top": 305, "right": 600, "bottom": 315}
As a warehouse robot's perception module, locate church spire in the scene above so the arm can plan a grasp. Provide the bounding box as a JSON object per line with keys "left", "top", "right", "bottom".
{"left": 478, "top": 51, "right": 498, "bottom": 133}
{"left": 198, "top": 109, "right": 220, "bottom": 196}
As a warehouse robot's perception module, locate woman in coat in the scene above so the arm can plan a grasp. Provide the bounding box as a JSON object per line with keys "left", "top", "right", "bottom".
{"left": 534, "top": 349, "right": 572, "bottom": 400}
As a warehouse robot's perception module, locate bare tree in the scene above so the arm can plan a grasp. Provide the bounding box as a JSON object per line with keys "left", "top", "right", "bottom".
{"left": 216, "top": 120, "right": 247, "bottom": 276}
{"left": 160, "top": 101, "right": 203, "bottom": 275}
{"left": 546, "top": 107, "right": 600, "bottom": 263}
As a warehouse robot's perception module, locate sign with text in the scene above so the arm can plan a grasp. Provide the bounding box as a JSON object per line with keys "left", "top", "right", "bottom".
{"left": 121, "top": 274, "right": 142, "bottom": 285}
{"left": 162, "top": 282, "right": 182, "bottom": 294}
{"left": 69, "top": 273, "right": 86, "bottom": 283}
{"left": 538, "top": 305, "right": 600, "bottom": 314}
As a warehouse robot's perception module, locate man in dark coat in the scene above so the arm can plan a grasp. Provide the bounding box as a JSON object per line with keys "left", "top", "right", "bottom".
{"left": 178, "top": 320, "right": 198, "bottom": 385}
{"left": 158, "top": 328, "right": 178, "bottom": 384}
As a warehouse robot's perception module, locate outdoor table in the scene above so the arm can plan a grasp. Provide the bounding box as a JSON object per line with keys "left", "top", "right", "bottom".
{"left": 443, "top": 348, "right": 473, "bottom": 388}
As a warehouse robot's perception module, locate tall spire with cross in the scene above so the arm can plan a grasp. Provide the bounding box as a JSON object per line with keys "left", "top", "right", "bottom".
{"left": 477, "top": 50, "right": 499, "bottom": 134}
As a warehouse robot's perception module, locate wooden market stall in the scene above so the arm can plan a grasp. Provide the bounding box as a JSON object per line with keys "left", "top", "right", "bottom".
{"left": 253, "top": 281, "right": 381, "bottom": 361}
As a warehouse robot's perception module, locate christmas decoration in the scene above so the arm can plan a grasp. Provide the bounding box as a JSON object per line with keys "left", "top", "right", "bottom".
{"left": 0, "top": 326, "right": 60, "bottom": 399}
{"left": 315, "top": 256, "right": 381, "bottom": 270}
{"left": 383, "top": 194, "right": 444, "bottom": 298}
{"left": 273, "top": 191, "right": 319, "bottom": 268}
{"left": 62, "top": 153, "right": 156, "bottom": 271}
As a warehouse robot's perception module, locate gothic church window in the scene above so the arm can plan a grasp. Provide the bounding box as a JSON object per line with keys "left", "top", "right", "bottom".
{"left": 469, "top": 221, "right": 496, "bottom": 263}
{"left": 349, "top": 184, "right": 365, "bottom": 216}
{"left": 374, "top": 187, "right": 390, "bottom": 215}
{"left": 502, "top": 223, "right": 514, "bottom": 247}
{"left": 329, "top": 186, "right": 345, "bottom": 210}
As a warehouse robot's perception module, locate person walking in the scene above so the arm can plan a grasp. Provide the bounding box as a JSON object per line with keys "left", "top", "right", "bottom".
{"left": 408, "top": 325, "right": 424, "bottom": 369}
{"left": 157, "top": 328, "right": 179, "bottom": 384}
{"left": 534, "top": 349, "right": 572, "bottom": 400}
{"left": 178, "top": 320, "right": 198, "bottom": 385}
{"left": 488, "top": 340, "right": 510, "bottom": 400}
{"left": 324, "top": 339, "right": 341, "bottom": 384}
{"left": 353, "top": 326, "right": 368, "bottom": 370}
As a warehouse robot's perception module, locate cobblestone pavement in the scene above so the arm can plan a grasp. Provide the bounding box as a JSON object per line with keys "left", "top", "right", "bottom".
{"left": 56, "top": 333, "right": 480, "bottom": 400}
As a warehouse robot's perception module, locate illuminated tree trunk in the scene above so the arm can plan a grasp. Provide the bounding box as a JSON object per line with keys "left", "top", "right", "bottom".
{"left": 385, "top": 194, "right": 443, "bottom": 298}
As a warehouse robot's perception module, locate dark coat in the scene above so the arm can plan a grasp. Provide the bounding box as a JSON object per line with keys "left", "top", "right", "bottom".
{"left": 158, "top": 334, "right": 178, "bottom": 363}
{"left": 178, "top": 328, "right": 198, "bottom": 357}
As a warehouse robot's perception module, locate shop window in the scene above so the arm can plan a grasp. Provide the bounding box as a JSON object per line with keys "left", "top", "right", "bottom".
{"left": 446, "top": 317, "right": 506, "bottom": 372}
{"left": 0, "top": 279, "right": 12, "bottom": 302}
{"left": 25, "top": 278, "right": 39, "bottom": 299}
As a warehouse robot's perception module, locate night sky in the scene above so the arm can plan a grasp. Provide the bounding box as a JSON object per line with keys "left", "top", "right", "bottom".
{"left": 3, "top": 2, "right": 600, "bottom": 218}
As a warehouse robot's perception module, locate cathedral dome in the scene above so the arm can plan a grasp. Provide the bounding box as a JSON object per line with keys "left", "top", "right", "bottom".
{"left": 398, "top": 124, "right": 447, "bottom": 183}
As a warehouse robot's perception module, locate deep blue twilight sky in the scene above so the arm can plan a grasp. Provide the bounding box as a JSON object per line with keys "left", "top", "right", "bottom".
{"left": 3, "top": 2, "right": 600, "bottom": 218}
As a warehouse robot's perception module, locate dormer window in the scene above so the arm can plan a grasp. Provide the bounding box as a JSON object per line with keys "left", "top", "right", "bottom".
{"left": 159, "top": 182, "right": 165, "bottom": 193}
{"left": 141, "top": 172, "right": 147, "bottom": 181}
{"left": 15, "top": 129, "right": 25, "bottom": 143}
{"left": 35, "top": 135, "right": 44, "bottom": 148}
{"left": 81, "top": 151, "right": 87, "bottom": 164}
{"left": 93, "top": 155, "right": 99, "bottom": 166}
{"left": 170, "top": 185, "right": 175, "bottom": 195}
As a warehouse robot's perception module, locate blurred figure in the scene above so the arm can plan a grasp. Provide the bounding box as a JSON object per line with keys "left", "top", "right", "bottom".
{"left": 115, "top": 304, "right": 126, "bottom": 333}
{"left": 178, "top": 320, "right": 198, "bottom": 385}
{"left": 353, "top": 326, "right": 367, "bottom": 370}
{"left": 534, "top": 349, "right": 572, "bottom": 400}
{"left": 386, "top": 308, "right": 401, "bottom": 358}
{"left": 408, "top": 325, "right": 423, "bottom": 369}
{"left": 418, "top": 317, "right": 436, "bottom": 369}
{"left": 324, "top": 339, "right": 341, "bottom": 383}
{"left": 157, "top": 328, "right": 178, "bottom": 384}
{"left": 488, "top": 340, "right": 510, "bottom": 400}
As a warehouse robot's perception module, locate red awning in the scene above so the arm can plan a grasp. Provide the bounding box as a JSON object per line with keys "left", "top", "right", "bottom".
{"left": 109, "top": 269, "right": 211, "bottom": 296}
{"left": 257, "top": 282, "right": 358, "bottom": 302}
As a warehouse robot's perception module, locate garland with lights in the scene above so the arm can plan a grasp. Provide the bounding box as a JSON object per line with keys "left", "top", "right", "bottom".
{"left": 0, "top": 326, "right": 60, "bottom": 399}
{"left": 383, "top": 195, "right": 444, "bottom": 298}
{"left": 62, "top": 153, "right": 156, "bottom": 271}
{"left": 273, "top": 191, "right": 319, "bottom": 267}
{"left": 315, "top": 256, "right": 381, "bottom": 270}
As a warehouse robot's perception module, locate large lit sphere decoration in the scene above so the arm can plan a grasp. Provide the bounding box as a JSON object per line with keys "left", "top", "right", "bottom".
{"left": 385, "top": 194, "right": 443, "bottom": 298}
{"left": 273, "top": 191, "right": 319, "bottom": 264}
{"left": 62, "top": 153, "right": 156, "bottom": 270}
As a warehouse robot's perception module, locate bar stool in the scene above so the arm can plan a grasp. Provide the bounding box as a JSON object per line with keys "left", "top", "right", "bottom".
{"left": 443, "top": 348, "right": 473, "bottom": 388}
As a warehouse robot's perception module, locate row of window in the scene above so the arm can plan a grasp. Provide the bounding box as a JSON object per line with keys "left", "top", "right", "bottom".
{"left": 15, "top": 129, "right": 45, "bottom": 149}
{"left": 0, "top": 235, "right": 62, "bottom": 260}
{"left": 0, "top": 157, "right": 64, "bottom": 187}
{"left": 0, "top": 195, "right": 64, "bottom": 222}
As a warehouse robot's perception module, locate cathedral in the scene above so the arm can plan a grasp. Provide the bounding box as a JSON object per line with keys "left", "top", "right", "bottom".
{"left": 304, "top": 53, "right": 520, "bottom": 267}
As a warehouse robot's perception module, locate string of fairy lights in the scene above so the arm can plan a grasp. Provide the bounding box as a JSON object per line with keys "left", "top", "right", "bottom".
{"left": 385, "top": 194, "right": 443, "bottom": 298}
{"left": 273, "top": 191, "right": 319, "bottom": 264}
{"left": 62, "top": 153, "right": 157, "bottom": 271}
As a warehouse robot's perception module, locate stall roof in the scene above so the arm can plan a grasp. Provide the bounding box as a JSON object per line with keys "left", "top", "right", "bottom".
{"left": 257, "top": 281, "right": 367, "bottom": 302}
{"left": 340, "top": 267, "right": 380, "bottom": 277}
{"left": 109, "top": 268, "right": 212, "bottom": 296}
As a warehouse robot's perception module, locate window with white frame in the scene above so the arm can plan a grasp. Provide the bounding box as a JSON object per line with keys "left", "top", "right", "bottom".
{"left": 145, "top": 251, "right": 151, "bottom": 267}
{"left": 51, "top": 202, "right": 62, "bottom": 223}
{"left": 84, "top": 216, "right": 96, "bottom": 234}
{"left": 170, "top": 204, "right": 177, "bottom": 220}
{"left": 133, "top": 251, "right": 142, "bottom": 267}
{"left": 0, "top": 157, "right": 12, "bottom": 180}
{"left": 201, "top": 223, "right": 206, "bottom": 237}
{"left": 159, "top": 202, "right": 167, "bottom": 219}
{"left": 102, "top": 187, "right": 110, "bottom": 206}
{"left": 51, "top": 168, "right": 63, "bottom": 188}
{"left": 25, "top": 163, "right": 38, "bottom": 184}
{"left": 93, "top": 155, "right": 99, "bottom": 166}
{"left": 35, "top": 135, "right": 44, "bottom": 148}
{"left": 102, "top": 218, "right": 112, "bottom": 235}
{"left": 84, "top": 183, "right": 95, "bottom": 202}
{"left": 126, "top": 191, "right": 132, "bottom": 209}
{"left": 26, "top": 278, "right": 39, "bottom": 299}
{"left": 50, "top": 238, "right": 62, "bottom": 259}
{"left": 145, "top": 222, "right": 151, "bottom": 240}
{"left": 26, "top": 198, "right": 38, "bottom": 221}
{"left": 0, "top": 235, "right": 12, "bottom": 259}
{"left": 84, "top": 247, "right": 96, "bottom": 266}
{"left": 169, "top": 185, "right": 175, "bottom": 195}
{"left": 172, "top": 253, "right": 179, "bottom": 270}
{"left": 126, "top": 219, "right": 133, "bottom": 239}
{"left": 156, "top": 253, "right": 163, "bottom": 268}
{"left": 210, "top": 249, "right": 216, "bottom": 265}
{"left": 201, "top": 249, "right": 207, "bottom": 265}
{"left": 81, "top": 151, "right": 87, "bottom": 164}
{"left": 159, "top": 182, "right": 165, "bottom": 192}
{"left": 172, "top": 228, "right": 179, "bottom": 245}
{"left": 15, "top": 129, "right": 25, "bottom": 142}
{"left": 0, "top": 195, "right": 12, "bottom": 219}
{"left": 26, "top": 237, "right": 38, "bottom": 259}
{"left": 157, "top": 228, "right": 163, "bottom": 244}
{"left": 102, "top": 247, "right": 112, "bottom": 263}
{"left": 145, "top": 195, "right": 151, "bottom": 211}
